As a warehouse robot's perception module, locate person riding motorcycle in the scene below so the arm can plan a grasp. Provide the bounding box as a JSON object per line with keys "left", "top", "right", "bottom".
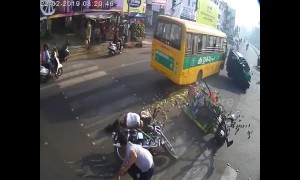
{"left": 216, "top": 116, "right": 233, "bottom": 147}
{"left": 113, "top": 28, "right": 123, "bottom": 53}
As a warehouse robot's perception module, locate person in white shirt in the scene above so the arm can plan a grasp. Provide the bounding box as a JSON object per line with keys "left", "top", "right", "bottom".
{"left": 105, "top": 112, "right": 143, "bottom": 133}
{"left": 117, "top": 132, "right": 154, "bottom": 180}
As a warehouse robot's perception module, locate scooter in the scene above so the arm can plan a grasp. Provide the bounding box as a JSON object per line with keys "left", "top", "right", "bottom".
{"left": 51, "top": 56, "right": 63, "bottom": 79}
{"left": 108, "top": 42, "right": 120, "bottom": 56}
{"left": 40, "top": 65, "right": 51, "bottom": 83}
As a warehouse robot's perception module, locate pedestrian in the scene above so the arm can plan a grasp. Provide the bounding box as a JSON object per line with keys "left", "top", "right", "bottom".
{"left": 86, "top": 20, "right": 92, "bottom": 48}
{"left": 116, "top": 132, "right": 154, "bottom": 180}
{"left": 40, "top": 44, "right": 53, "bottom": 75}
{"left": 113, "top": 28, "right": 123, "bottom": 53}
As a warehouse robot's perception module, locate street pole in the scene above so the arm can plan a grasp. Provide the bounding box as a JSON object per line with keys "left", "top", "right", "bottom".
{"left": 127, "top": 0, "right": 131, "bottom": 42}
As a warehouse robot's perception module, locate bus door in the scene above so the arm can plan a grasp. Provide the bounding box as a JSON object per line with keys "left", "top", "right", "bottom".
{"left": 185, "top": 33, "right": 198, "bottom": 78}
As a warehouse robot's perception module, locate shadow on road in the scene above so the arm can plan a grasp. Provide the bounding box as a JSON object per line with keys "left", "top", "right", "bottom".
{"left": 75, "top": 151, "right": 177, "bottom": 179}
{"left": 205, "top": 74, "right": 246, "bottom": 95}
{"left": 76, "top": 153, "right": 119, "bottom": 179}
{"left": 253, "top": 66, "right": 260, "bottom": 72}
{"left": 40, "top": 93, "right": 75, "bottom": 123}
{"left": 171, "top": 137, "right": 221, "bottom": 180}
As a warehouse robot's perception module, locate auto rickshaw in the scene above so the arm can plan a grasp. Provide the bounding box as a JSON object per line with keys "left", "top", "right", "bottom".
{"left": 226, "top": 50, "right": 252, "bottom": 91}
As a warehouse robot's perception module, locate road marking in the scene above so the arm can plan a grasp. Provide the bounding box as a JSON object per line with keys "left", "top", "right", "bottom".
{"left": 63, "top": 62, "right": 94, "bottom": 72}
{"left": 41, "top": 60, "right": 149, "bottom": 91}
{"left": 59, "top": 66, "right": 99, "bottom": 80}
{"left": 40, "top": 82, "right": 57, "bottom": 91}
{"left": 40, "top": 66, "right": 100, "bottom": 91}
{"left": 106, "top": 59, "right": 149, "bottom": 72}
{"left": 221, "top": 166, "right": 238, "bottom": 180}
{"left": 58, "top": 71, "right": 108, "bottom": 88}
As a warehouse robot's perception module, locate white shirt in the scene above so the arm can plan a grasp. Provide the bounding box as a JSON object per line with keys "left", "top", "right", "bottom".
{"left": 125, "top": 142, "right": 154, "bottom": 172}
{"left": 126, "top": 112, "right": 140, "bottom": 128}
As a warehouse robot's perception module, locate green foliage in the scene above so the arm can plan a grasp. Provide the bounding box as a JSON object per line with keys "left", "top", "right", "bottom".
{"left": 133, "top": 23, "right": 146, "bottom": 42}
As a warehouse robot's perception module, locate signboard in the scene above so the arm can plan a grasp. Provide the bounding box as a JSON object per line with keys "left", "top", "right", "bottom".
{"left": 196, "top": 0, "right": 218, "bottom": 28}
{"left": 40, "top": 0, "right": 124, "bottom": 17}
{"left": 123, "top": 0, "right": 146, "bottom": 13}
{"left": 155, "top": 50, "right": 174, "bottom": 70}
{"left": 152, "top": 0, "right": 167, "bottom": 5}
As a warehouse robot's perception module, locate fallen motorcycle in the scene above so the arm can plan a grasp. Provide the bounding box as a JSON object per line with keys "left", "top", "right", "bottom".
{"left": 214, "top": 110, "right": 240, "bottom": 147}
{"left": 111, "top": 108, "right": 178, "bottom": 160}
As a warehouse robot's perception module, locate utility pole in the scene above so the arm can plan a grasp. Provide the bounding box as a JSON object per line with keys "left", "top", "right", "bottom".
{"left": 127, "top": 0, "right": 131, "bottom": 42}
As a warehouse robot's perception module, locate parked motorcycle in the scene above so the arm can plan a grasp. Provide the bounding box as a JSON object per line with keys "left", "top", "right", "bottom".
{"left": 57, "top": 45, "right": 69, "bottom": 63}
{"left": 111, "top": 108, "right": 178, "bottom": 160}
{"left": 52, "top": 44, "right": 69, "bottom": 63}
{"left": 226, "top": 50, "right": 252, "bottom": 92}
{"left": 108, "top": 42, "right": 120, "bottom": 56}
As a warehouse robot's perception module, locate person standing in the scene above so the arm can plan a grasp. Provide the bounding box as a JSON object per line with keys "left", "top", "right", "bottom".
{"left": 40, "top": 44, "right": 53, "bottom": 75}
{"left": 86, "top": 20, "right": 92, "bottom": 48}
{"left": 117, "top": 132, "right": 154, "bottom": 180}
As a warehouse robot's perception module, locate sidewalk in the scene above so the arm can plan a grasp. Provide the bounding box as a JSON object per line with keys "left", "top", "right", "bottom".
{"left": 41, "top": 27, "right": 155, "bottom": 62}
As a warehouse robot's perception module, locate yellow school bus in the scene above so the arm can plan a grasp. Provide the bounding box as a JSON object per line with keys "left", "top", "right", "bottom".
{"left": 151, "top": 15, "right": 227, "bottom": 85}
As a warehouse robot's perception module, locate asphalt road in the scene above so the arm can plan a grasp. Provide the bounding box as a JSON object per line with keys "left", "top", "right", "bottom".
{"left": 40, "top": 40, "right": 260, "bottom": 180}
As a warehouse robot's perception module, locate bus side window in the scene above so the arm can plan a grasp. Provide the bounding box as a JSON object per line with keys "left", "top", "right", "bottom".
{"left": 185, "top": 33, "right": 192, "bottom": 56}
{"left": 202, "top": 35, "right": 207, "bottom": 54}
{"left": 216, "top": 37, "right": 221, "bottom": 52}
{"left": 197, "top": 34, "right": 203, "bottom": 54}
{"left": 192, "top": 34, "right": 198, "bottom": 55}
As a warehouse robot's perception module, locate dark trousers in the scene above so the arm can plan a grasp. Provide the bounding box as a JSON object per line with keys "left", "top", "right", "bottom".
{"left": 43, "top": 62, "right": 52, "bottom": 73}
{"left": 127, "top": 164, "right": 154, "bottom": 180}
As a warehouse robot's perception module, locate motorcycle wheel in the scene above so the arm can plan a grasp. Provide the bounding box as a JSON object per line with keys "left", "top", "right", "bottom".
{"left": 40, "top": 75, "right": 48, "bottom": 83}
{"left": 114, "top": 147, "right": 125, "bottom": 161}
{"left": 162, "top": 139, "right": 178, "bottom": 160}
{"left": 241, "top": 81, "right": 250, "bottom": 92}
{"left": 56, "top": 68, "right": 63, "bottom": 78}
{"left": 215, "top": 135, "right": 226, "bottom": 145}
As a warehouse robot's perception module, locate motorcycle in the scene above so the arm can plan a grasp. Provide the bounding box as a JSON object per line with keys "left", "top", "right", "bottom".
{"left": 50, "top": 49, "right": 63, "bottom": 78}
{"left": 40, "top": 65, "right": 51, "bottom": 83}
{"left": 108, "top": 42, "right": 120, "bottom": 56}
{"left": 214, "top": 111, "right": 240, "bottom": 147}
{"left": 57, "top": 45, "right": 69, "bottom": 63}
{"left": 111, "top": 108, "right": 178, "bottom": 161}
{"left": 226, "top": 50, "right": 252, "bottom": 92}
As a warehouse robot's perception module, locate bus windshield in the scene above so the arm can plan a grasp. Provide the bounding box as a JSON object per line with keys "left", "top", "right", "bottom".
{"left": 154, "top": 20, "right": 182, "bottom": 50}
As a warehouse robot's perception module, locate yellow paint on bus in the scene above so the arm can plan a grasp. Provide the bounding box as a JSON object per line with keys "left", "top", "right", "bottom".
{"left": 151, "top": 15, "right": 227, "bottom": 85}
